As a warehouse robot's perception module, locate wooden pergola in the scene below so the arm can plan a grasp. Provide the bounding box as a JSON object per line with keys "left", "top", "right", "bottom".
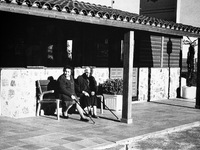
{"left": 1, "top": 0, "right": 200, "bottom": 123}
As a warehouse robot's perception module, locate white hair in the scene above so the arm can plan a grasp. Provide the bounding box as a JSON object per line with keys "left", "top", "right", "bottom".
{"left": 84, "top": 67, "right": 91, "bottom": 73}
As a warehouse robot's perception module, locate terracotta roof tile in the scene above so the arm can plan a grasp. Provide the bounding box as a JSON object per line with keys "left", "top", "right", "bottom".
{"left": 1, "top": 0, "right": 200, "bottom": 35}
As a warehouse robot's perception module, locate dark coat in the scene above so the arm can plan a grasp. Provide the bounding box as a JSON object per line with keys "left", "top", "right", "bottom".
{"left": 89, "top": 75, "right": 98, "bottom": 93}
{"left": 76, "top": 73, "right": 91, "bottom": 97}
{"left": 57, "top": 74, "right": 76, "bottom": 102}
{"left": 76, "top": 73, "right": 98, "bottom": 107}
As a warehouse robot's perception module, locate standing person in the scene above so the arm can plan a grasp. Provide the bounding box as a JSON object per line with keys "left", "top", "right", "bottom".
{"left": 76, "top": 67, "right": 98, "bottom": 118}
{"left": 57, "top": 65, "right": 89, "bottom": 122}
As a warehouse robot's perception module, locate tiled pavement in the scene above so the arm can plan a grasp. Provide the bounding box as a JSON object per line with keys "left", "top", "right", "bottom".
{"left": 1, "top": 98, "right": 200, "bottom": 150}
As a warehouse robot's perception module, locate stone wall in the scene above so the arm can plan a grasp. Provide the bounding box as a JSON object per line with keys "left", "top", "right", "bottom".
{"left": 138, "top": 68, "right": 149, "bottom": 101}
{"left": 138, "top": 68, "right": 180, "bottom": 101}
{"left": 0, "top": 68, "right": 63, "bottom": 118}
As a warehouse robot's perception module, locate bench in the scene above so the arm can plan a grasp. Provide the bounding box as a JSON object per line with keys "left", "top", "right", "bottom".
{"left": 36, "top": 80, "right": 61, "bottom": 121}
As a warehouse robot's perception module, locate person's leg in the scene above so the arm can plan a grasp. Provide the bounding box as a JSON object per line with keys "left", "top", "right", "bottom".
{"left": 81, "top": 96, "right": 91, "bottom": 115}
{"left": 91, "top": 96, "right": 98, "bottom": 118}
{"left": 62, "top": 101, "right": 67, "bottom": 115}
{"left": 93, "top": 106, "right": 97, "bottom": 116}
{"left": 62, "top": 101, "right": 73, "bottom": 118}
{"left": 76, "top": 103, "right": 89, "bottom": 122}
{"left": 63, "top": 105, "right": 73, "bottom": 117}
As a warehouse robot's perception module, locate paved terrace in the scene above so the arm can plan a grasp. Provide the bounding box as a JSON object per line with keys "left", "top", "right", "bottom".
{"left": 0, "top": 98, "right": 200, "bottom": 150}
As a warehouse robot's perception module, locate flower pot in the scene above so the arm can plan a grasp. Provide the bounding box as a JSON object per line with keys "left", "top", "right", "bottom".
{"left": 182, "top": 86, "right": 196, "bottom": 99}
{"left": 103, "top": 94, "right": 122, "bottom": 111}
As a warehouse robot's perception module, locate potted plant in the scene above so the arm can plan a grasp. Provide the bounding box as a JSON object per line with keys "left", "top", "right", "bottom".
{"left": 101, "top": 78, "right": 123, "bottom": 95}
{"left": 100, "top": 78, "right": 123, "bottom": 111}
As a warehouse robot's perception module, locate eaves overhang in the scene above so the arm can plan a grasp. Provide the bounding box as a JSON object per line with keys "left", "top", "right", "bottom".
{"left": 1, "top": 0, "right": 200, "bottom": 38}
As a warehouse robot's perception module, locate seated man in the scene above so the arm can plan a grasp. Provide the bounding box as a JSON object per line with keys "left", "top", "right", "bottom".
{"left": 57, "top": 65, "right": 89, "bottom": 122}
{"left": 76, "top": 67, "right": 99, "bottom": 118}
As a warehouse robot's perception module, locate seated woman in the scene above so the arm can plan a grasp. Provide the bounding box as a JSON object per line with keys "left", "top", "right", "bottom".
{"left": 76, "top": 67, "right": 99, "bottom": 118}
{"left": 57, "top": 65, "right": 89, "bottom": 122}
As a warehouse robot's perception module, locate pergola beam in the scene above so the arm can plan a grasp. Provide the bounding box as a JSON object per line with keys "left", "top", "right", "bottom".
{"left": 1, "top": 3, "right": 200, "bottom": 38}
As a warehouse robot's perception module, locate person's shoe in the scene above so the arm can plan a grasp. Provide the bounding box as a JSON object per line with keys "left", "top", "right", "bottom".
{"left": 63, "top": 115, "right": 69, "bottom": 119}
{"left": 92, "top": 115, "right": 99, "bottom": 119}
{"left": 63, "top": 116, "right": 69, "bottom": 119}
{"left": 80, "top": 117, "right": 89, "bottom": 122}
{"left": 62, "top": 112, "right": 69, "bottom": 119}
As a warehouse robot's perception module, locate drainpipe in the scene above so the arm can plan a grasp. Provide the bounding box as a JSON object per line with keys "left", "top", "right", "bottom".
{"left": 111, "top": 0, "right": 114, "bottom": 8}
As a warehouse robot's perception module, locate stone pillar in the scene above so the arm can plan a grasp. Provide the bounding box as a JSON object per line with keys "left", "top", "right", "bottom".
{"left": 121, "top": 31, "right": 134, "bottom": 124}
{"left": 195, "top": 38, "right": 200, "bottom": 109}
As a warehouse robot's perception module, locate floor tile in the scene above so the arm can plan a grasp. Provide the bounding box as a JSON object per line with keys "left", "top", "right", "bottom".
{"left": 20, "top": 144, "right": 44, "bottom": 150}
{"left": 0, "top": 143, "right": 13, "bottom": 150}
{"left": 62, "top": 136, "right": 83, "bottom": 142}
{"left": 48, "top": 146, "right": 71, "bottom": 150}
{"left": 63, "top": 142, "right": 86, "bottom": 150}
{"left": 75, "top": 139, "right": 98, "bottom": 147}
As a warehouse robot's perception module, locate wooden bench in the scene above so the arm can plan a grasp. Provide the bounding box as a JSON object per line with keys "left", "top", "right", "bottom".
{"left": 36, "top": 80, "right": 61, "bottom": 121}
